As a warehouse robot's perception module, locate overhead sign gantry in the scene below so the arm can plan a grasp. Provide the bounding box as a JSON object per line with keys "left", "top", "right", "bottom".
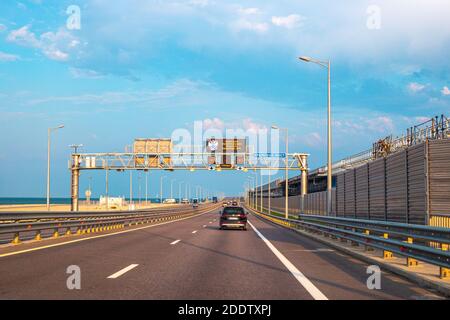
{"left": 68, "top": 138, "right": 309, "bottom": 211}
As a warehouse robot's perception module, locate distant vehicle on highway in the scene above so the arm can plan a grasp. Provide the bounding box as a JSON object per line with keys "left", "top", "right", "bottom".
{"left": 163, "top": 198, "right": 176, "bottom": 204}
{"left": 232, "top": 200, "right": 238, "bottom": 206}
{"left": 181, "top": 199, "right": 190, "bottom": 204}
{"left": 219, "top": 206, "right": 247, "bottom": 230}
{"left": 192, "top": 198, "right": 199, "bottom": 208}
{"left": 212, "top": 196, "right": 218, "bottom": 203}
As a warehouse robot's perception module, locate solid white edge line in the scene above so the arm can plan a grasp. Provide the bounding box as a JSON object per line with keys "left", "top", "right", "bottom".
{"left": 247, "top": 221, "right": 328, "bottom": 300}
{"left": 170, "top": 239, "right": 181, "bottom": 245}
{"left": 107, "top": 264, "right": 139, "bottom": 279}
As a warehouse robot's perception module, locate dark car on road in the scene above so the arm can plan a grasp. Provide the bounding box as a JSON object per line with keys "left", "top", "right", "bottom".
{"left": 219, "top": 206, "right": 247, "bottom": 230}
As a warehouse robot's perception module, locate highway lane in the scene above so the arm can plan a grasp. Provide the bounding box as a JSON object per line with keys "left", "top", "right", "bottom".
{"left": 0, "top": 207, "right": 444, "bottom": 299}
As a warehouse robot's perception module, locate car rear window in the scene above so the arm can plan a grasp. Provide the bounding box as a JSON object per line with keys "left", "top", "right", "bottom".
{"left": 222, "top": 207, "right": 245, "bottom": 215}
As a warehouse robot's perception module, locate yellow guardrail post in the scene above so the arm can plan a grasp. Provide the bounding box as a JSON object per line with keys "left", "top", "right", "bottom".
{"left": 440, "top": 244, "right": 449, "bottom": 279}
{"left": 35, "top": 230, "right": 42, "bottom": 241}
{"left": 12, "top": 233, "right": 20, "bottom": 244}
{"left": 53, "top": 228, "right": 59, "bottom": 238}
{"left": 406, "top": 237, "right": 419, "bottom": 267}
{"left": 382, "top": 233, "right": 393, "bottom": 259}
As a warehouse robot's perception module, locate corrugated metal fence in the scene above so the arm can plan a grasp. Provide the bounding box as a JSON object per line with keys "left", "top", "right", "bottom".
{"left": 261, "top": 139, "right": 450, "bottom": 227}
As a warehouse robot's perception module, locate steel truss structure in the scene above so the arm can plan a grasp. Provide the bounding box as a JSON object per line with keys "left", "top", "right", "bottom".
{"left": 68, "top": 152, "right": 309, "bottom": 211}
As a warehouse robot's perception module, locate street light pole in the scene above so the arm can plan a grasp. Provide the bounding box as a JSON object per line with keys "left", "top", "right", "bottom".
{"left": 145, "top": 171, "right": 148, "bottom": 205}
{"left": 138, "top": 175, "right": 142, "bottom": 206}
{"left": 260, "top": 170, "right": 263, "bottom": 212}
{"left": 248, "top": 176, "right": 255, "bottom": 209}
{"left": 255, "top": 172, "right": 258, "bottom": 211}
{"left": 170, "top": 179, "right": 176, "bottom": 199}
{"left": 129, "top": 171, "right": 133, "bottom": 206}
{"left": 179, "top": 181, "right": 184, "bottom": 203}
{"left": 160, "top": 176, "right": 165, "bottom": 203}
{"left": 268, "top": 170, "right": 271, "bottom": 215}
{"left": 46, "top": 125, "right": 64, "bottom": 211}
{"left": 299, "top": 56, "right": 332, "bottom": 215}
{"left": 272, "top": 126, "right": 289, "bottom": 219}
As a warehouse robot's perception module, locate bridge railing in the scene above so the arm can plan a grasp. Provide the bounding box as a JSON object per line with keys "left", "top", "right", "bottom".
{"left": 247, "top": 205, "right": 450, "bottom": 279}
{"left": 0, "top": 204, "right": 218, "bottom": 245}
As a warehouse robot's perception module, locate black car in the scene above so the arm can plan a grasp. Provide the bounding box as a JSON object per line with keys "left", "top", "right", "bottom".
{"left": 219, "top": 206, "right": 247, "bottom": 230}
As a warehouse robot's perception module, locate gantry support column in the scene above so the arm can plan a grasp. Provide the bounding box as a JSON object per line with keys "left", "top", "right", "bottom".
{"left": 71, "top": 154, "right": 80, "bottom": 212}
{"left": 295, "top": 154, "right": 309, "bottom": 215}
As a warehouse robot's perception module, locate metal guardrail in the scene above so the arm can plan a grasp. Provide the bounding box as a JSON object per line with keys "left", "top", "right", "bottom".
{"left": 247, "top": 205, "right": 450, "bottom": 279}
{"left": 0, "top": 205, "right": 192, "bottom": 222}
{"left": 0, "top": 204, "right": 219, "bottom": 245}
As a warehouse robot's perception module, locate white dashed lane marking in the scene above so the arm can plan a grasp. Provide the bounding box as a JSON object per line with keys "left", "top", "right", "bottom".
{"left": 107, "top": 264, "right": 139, "bottom": 279}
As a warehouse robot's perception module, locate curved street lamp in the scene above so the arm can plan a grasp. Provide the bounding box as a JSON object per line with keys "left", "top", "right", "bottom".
{"left": 299, "top": 56, "right": 332, "bottom": 215}
{"left": 46, "top": 124, "right": 64, "bottom": 211}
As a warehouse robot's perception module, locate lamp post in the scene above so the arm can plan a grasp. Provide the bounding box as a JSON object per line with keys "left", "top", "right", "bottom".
{"left": 138, "top": 175, "right": 142, "bottom": 206}
{"left": 268, "top": 171, "right": 271, "bottom": 215}
{"left": 145, "top": 171, "right": 149, "bottom": 205}
{"left": 247, "top": 176, "right": 255, "bottom": 209}
{"left": 272, "top": 125, "right": 289, "bottom": 219}
{"left": 46, "top": 124, "right": 64, "bottom": 211}
{"left": 260, "top": 170, "right": 263, "bottom": 212}
{"left": 170, "top": 179, "right": 176, "bottom": 199}
{"left": 178, "top": 181, "right": 184, "bottom": 203}
{"left": 160, "top": 175, "right": 166, "bottom": 203}
{"left": 129, "top": 171, "right": 133, "bottom": 206}
{"left": 299, "top": 56, "right": 332, "bottom": 215}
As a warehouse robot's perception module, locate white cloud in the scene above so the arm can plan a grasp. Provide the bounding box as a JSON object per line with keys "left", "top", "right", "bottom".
{"left": 201, "top": 117, "right": 266, "bottom": 134}
{"left": 271, "top": 14, "right": 304, "bottom": 29}
{"left": 0, "top": 24, "right": 6, "bottom": 32}
{"left": 366, "top": 116, "right": 395, "bottom": 133}
{"left": 230, "top": 19, "right": 269, "bottom": 33}
{"left": 242, "top": 118, "right": 267, "bottom": 133}
{"left": 203, "top": 118, "right": 225, "bottom": 130}
{"left": 238, "top": 7, "right": 261, "bottom": 15}
{"left": 0, "top": 51, "right": 20, "bottom": 62}
{"left": 189, "top": 0, "right": 209, "bottom": 7}
{"left": 302, "top": 132, "right": 323, "bottom": 147}
{"left": 69, "top": 67, "right": 104, "bottom": 79}
{"left": 7, "top": 26, "right": 40, "bottom": 47}
{"left": 408, "top": 82, "right": 425, "bottom": 92}
{"left": 441, "top": 86, "right": 450, "bottom": 96}
{"left": 7, "top": 26, "right": 80, "bottom": 61}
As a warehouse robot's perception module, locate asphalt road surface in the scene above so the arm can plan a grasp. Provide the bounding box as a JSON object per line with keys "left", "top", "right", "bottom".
{"left": 0, "top": 207, "right": 444, "bottom": 300}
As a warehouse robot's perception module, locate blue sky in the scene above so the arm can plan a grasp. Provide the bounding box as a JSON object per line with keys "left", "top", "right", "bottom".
{"left": 1, "top": 0, "right": 450, "bottom": 198}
